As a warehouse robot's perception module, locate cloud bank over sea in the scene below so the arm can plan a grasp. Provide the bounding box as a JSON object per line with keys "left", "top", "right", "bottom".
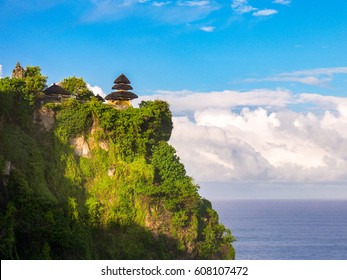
{"left": 135, "top": 88, "right": 347, "bottom": 187}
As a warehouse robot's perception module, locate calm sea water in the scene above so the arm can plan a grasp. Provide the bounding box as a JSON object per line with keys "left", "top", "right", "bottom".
{"left": 212, "top": 200, "right": 347, "bottom": 260}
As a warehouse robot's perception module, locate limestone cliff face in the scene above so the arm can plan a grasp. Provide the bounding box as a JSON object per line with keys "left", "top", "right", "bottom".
{"left": 57, "top": 114, "right": 203, "bottom": 258}
{"left": 67, "top": 118, "right": 111, "bottom": 159}
{"left": 34, "top": 106, "right": 56, "bottom": 131}
{"left": 0, "top": 100, "right": 235, "bottom": 260}
{"left": 69, "top": 136, "right": 91, "bottom": 158}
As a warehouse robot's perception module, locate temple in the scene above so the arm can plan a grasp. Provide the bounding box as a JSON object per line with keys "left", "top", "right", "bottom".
{"left": 12, "top": 62, "right": 25, "bottom": 79}
{"left": 42, "top": 83, "right": 71, "bottom": 102}
{"left": 105, "top": 74, "right": 138, "bottom": 109}
{"left": 9, "top": 63, "right": 137, "bottom": 108}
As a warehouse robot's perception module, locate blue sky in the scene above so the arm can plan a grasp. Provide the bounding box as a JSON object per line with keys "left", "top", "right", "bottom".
{"left": 1, "top": 0, "right": 347, "bottom": 94}
{"left": 1, "top": 0, "right": 347, "bottom": 199}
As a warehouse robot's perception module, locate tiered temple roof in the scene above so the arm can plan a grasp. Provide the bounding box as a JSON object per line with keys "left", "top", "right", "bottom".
{"left": 105, "top": 74, "right": 138, "bottom": 101}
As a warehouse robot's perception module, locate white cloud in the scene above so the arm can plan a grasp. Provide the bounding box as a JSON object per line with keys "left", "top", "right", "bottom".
{"left": 231, "top": 0, "right": 257, "bottom": 14}
{"left": 251, "top": 76, "right": 330, "bottom": 86}
{"left": 152, "top": 1, "right": 172, "bottom": 7}
{"left": 85, "top": 0, "right": 288, "bottom": 26}
{"left": 279, "top": 67, "right": 347, "bottom": 77}
{"left": 200, "top": 26, "right": 215, "bottom": 32}
{"left": 177, "top": 0, "right": 210, "bottom": 7}
{"left": 169, "top": 107, "right": 342, "bottom": 183}
{"left": 87, "top": 83, "right": 106, "bottom": 97}
{"left": 0, "top": 64, "right": 2, "bottom": 78}
{"left": 85, "top": 0, "right": 218, "bottom": 24}
{"left": 136, "top": 89, "right": 347, "bottom": 185}
{"left": 231, "top": 1, "right": 283, "bottom": 17}
{"left": 135, "top": 88, "right": 293, "bottom": 113}
{"left": 298, "top": 93, "right": 347, "bottom": 113}
{"left": 247, "top": 67, "right": 347, "bottom": 86}
{"left": 253, "top": 9, "right": 278, "bottom": 17}
{"left": 273, "top": 0, "right": 291, "bottom": 5}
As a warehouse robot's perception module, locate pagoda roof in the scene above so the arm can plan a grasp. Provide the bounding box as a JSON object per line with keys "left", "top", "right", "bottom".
{"left": 112, "top": 84, "right": 133, "bottom": 90}
{"left": 105, "top": 91, "right": 138, "bottom": 101}
{"left": 114, "top": 74, "right": 131, "bottom": 84}
{"left": 43, "top": 83, "right": 71, "bottom": 95}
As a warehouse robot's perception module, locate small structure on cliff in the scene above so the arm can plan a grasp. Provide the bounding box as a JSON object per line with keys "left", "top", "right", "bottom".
{"left": 95, "top": 94, "right": 105, "bottom": 102}
{"left": 42, "top": 83, "right": 71, "bottom": 102}
{"left": 105, "top": 74, "right": 138, "bottom": 109}
{"left": 12, "top": 62, "right": 25, "bottom": 79}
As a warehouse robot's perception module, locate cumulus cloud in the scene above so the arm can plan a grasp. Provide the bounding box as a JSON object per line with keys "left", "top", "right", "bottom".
{"left": 136, "top": 89, "right": 347, "bottom": 185}
{"left": 87, "top": 83, "right": 106, "bottom": 97}
{"left": 253, "top": 9, "right": 278, "bottom": 17}
{"left": 0, "top": 64, "right": 2, "bottom": 78}
{"left": 298, "top": 93, "right": 347, "bottom": 113}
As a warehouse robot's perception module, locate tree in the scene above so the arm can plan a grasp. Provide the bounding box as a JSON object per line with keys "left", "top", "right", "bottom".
{"left": 0, "top": 77, "right": 24, "bottom": 116}
{"left": 0, "top": 77, "right": 33, "bottom": 125}
{"left": 24, "top": 66, "right": 47, "bottom": 95}
{"left": 139, "top": 100, "right": 173, "bottom": 156}
{"left": 152, "top": 141, "right": 187, "bottom": 184}
{"left": 150, "top": 141, "right": 199, "bottom": 210}
{"left": 1, "top": 66, "right": 47, "bottom": 106}
{"left": 60, "top": 76, "right": 93, "bottom": 100}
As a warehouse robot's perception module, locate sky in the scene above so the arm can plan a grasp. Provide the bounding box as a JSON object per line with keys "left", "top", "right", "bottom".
{"left": 1, "top": 0, "right": 347, "bottom": 199}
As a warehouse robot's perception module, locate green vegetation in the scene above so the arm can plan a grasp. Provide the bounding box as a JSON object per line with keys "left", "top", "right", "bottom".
{"left": 60, "top": 76, "right": 94, "bottom": 100}
{"left": 24, "top": 66, "right": 47, "bottom": 97}
{"left": 0, "top": 70, "right": 235, "bottom": 260}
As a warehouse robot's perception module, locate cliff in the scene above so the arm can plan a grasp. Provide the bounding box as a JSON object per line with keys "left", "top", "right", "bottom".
{"left": 0, "top": 79, "right": 235, "bottom": 259}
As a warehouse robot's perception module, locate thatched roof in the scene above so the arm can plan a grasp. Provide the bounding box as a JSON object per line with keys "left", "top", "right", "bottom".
{"left": 95, "top": 94, "right": 105, "bottom": 102}
{"left": 43, "top": 83, "right": 71, "bottom": 95}
{"left": 105, "top": 91, "right": 138, "bottom": 101}
{"left": 106, "top": 73, "right": 138, "bottom": 102}
{"left": 114, "top": 74, "right": 131, "bottom": 84}
{"left": 112, "top": 84, "right": 133, "bottom": 90}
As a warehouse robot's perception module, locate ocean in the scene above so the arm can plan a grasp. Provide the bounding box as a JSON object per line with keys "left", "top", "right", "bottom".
{"left": 212, "top": 200, "right": 347, "bottom": 260}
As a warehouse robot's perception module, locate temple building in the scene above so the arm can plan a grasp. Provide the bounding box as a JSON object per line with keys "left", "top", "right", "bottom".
{"left": 12, "top": 62, "right": 25, "bottom": 79}
{"left": 42, "top": 83, "right": 71, "bottom": 102}
{"left": 105, "top": 74, "right": 138, "bottom": 109}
